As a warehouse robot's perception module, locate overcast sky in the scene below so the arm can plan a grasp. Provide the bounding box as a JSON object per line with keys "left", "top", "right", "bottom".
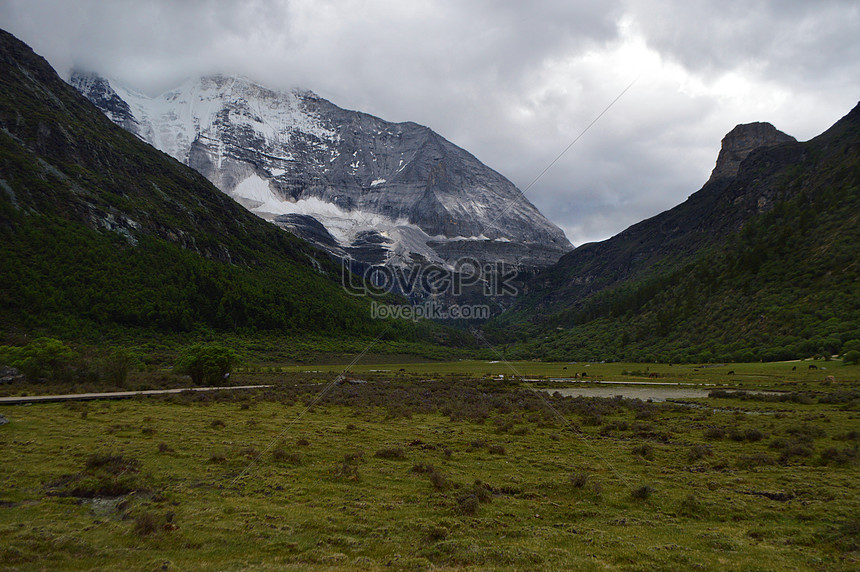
{"left": 2, "top": 0, "right": 858, "bottom": 245}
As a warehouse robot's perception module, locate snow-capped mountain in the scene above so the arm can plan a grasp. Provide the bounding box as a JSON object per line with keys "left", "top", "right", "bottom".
{"left": 70, "top": 72, "right": 572, "bottom": 273}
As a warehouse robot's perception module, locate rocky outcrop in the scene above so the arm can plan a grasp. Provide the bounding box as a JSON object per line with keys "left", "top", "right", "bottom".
{"left": 506, "top": 119, "right": 810, "bottom": 318}
{"left": 66, "top": 72, "right": 140, "bottom": 135}
{"left": 0, "top": 366, "right": 23, "bottom": 384}
{"left": 709, "top": 122, "right": 796, "bottom": 182}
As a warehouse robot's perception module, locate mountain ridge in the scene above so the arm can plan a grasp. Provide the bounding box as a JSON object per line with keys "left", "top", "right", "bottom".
{"left": 0, "top": 28, "right": 450, "bottom": 349}
{"left": 491, "top": 102, "right": 860, "bottom": 362}
{"left": 70, "top": 71, "right": 573, "bottom": 273}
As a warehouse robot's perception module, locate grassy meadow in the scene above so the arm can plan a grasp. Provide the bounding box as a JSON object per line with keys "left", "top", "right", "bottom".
{"left": 1, "top": 360, "right": 858, "bottom": 570}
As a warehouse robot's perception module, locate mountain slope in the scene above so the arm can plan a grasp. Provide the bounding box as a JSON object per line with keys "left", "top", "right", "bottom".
{"left": 70, "top": 72, "right": 572, "bottom": 273}
{"left": 490, "top": 104, "right": 860, "bottom": 362}
{"left": 0, "top": 28, "right": 436, "bottom": 346}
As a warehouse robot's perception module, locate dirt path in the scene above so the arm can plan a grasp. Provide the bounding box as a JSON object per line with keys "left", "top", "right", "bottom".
{"left": 0, "top": 384, "right": 273, "bottom": 405}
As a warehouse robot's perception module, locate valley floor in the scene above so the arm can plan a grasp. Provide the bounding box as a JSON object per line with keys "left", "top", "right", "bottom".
{"left": 0, "top": 364, "right": 858, "bottom": 570}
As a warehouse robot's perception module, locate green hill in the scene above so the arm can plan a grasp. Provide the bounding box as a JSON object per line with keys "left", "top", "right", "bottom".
{"left": 488, "top": 103, "right": 860, "bottom": 363}
{"left": 0, "top": 29, "right": 452, "bottom": 354}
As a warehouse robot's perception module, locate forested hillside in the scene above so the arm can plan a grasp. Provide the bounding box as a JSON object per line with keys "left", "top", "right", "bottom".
{"left": 0, "top": 29, "right": 448, "bottom": 350}
{"left": 489, "top": 103, "right": 860, "bottom": 363}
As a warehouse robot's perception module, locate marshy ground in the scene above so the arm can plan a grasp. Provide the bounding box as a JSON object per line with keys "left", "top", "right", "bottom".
{"left": 1, "top": 361, "right": 858, "bottom": 570}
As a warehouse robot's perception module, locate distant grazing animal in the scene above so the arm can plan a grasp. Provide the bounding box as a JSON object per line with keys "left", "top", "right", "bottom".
{"left": 825, "top": 375, "right": 836, "bottom": 383}
{"left": 581, "top": 372, "right": 588, "bottom": 378}
{"left": 648, "top": 373, "right": 659, "bottom": 378}
{"left": 727, "top": 371, "right": 735, "bottom": 375}
{"left": 791, "top": 366, "right": 796, "bottom": 371}
{"left": 809, "top": 364, "right": 818, "bottom": 370}
{"left": 563, "top": 366, "right": 567, "bottom": 370}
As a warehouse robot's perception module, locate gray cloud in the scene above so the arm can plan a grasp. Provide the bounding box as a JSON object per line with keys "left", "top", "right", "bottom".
{"left": 1, "top": 0, "right": 857, "bottom": 246}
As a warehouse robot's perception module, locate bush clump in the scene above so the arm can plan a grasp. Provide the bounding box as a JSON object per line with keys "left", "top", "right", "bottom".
{"left": 48, "top": 453, "right": 142, "bottom": 498}
{"left": 704, "top": 426, "right": 726, "bottom": 440}
{"left": 737, "top": 453, "right": 774, "bottom": 469}
{"left": 570, "top": 472, "right": 589, "bottom": 488}
{"left": 0, "top": 337, "right": 76, "bottom": 382}
{"left": 272, "top": 447, "right": 301, "bottom": 464}
{"left": 455, "top": 481, "right": 493, "bottom": 515}
{"left": 428, "top": 467, "right": 452, "bottom": 491}
{"left": 174, "top": 344, "right": 237, "bottom": 385}
{"left": 632, "top": 444, "right": 654, "bottom": 460}
{"left": 374, "top": 447, "right": 406, "bottom": 460}
{"left": 133, "top": 512, "right": 161, "bottom": 537}
{"left": 819, "top": 446, "right": 858, "bottom": 466}
{"left": 631, "top": 485, "right": 655, "bottom": 500}
{"left": 332, "top": 454, "right": 362, "bottom": 481}
{"left": 488, "top": 444, "right": 506, "bottom": 455}
{"left": 688, "top": 444, "right": 713, "bottom": 463}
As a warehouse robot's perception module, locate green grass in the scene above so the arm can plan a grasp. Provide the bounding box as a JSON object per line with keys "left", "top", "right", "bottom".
{"left": 1, "top": 367, "right": 858, "bottom": 570}
{"left": 277, "top": 358, "right": 860, "bottom": 389}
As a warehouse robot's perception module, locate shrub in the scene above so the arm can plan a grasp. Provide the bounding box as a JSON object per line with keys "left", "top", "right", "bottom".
{"left": 374, "top": 447, "right": 406, "bottom": 460}
{"left": 428, "top": 467, "right": 451, "bottom": 491}
{"left": 704, "top": 426, "right": 725, "bottom": 440}
{"left": 729, "top": 429, "right": 746, "bottom": 442}
{"left": 101, "top": 348, "right": 135, "bottom": 387}
{"left": 48, "top": 453, "right": 142, "bottom": 498}
{"left": 677, "top": 494, "right": 704, "bottom": 517}
{"left": 411, "top": 462, "right": 435, "bottom": 474}
{"left": 157, "top": 443, "right": 173, "bottom": 453}
{"left": 688, "top": 444, "right": 713, "bottom": 463}
{"left": 843, "top": 350, "right": 860, "bottom": 366}
{"left": 745, "top": 428, "right": 765, "bottom": 442}
{"left": 819, "top": 446, "right": 858, "bottom": 466}
{"left": 331, "top": 459, "right": 360, "bottom": 481}
{"left": 174, "top": 344, "right": 237, "bottom": 385}
{"left": 272, "top": 447, "right": 301, "bottom": 464}
{"left": 209, "top": 451, "right": 227, "bottom": 463}
{"left": 786, "top": 424, "right": 826, "bottom": 440}
{"left": 0, "top": 337, "right": 76, "bottom": 381}
{"left": 488, "top": 444, "right": 506, "bottom": 455}
{"left": 570, "top": 472, "right": 589, "bottom": 488}
{"left": 427, "top": 525, "right": 449, "bottom": 541}
{"left": 238, "top": 447, "right": 259, "bottom": 460}
{"left": 456, "top": 481, "right": 492, "bottom": 515}
{"left": 86, "top": 453, "right": 140, "bottom": 475}
{"left": 133, "top": 512, "right": 161, "bottom": 537}
{"left": 631, "top": 485, "right": 654, "bottom": 500}
{"left": 456, "top": 494, "right": 480, "bottom": 515}
{"left": 779, "top": 443, "right": 815, "bottom": 462}
{"left": 210, "top": 419, "right": 226, "bottom": 429}
{"left": 632, "top": 444, "right": 654, "bottom": 460}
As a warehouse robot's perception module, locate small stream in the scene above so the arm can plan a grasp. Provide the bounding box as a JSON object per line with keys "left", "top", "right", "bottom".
{"left": 542, "top": 384, "right": 782, "bottom": 403}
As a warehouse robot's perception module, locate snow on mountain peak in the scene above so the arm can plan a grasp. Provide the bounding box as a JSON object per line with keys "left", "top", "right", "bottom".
{"left": 70, "top": 71, "right": 572, "bottom": 273}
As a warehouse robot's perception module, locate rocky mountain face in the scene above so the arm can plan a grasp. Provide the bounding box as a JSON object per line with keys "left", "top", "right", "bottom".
{"left": 509, "top": 120, "right": 801, "bottom": 314}
{"left": 70, "top": 73, "right": 572, "bottom": 285}
{"left": 491, "top": 102, "right": 860, "bottom": 362}
{"left": 0, "top": 28, "right": 437, "bottom": 342}
{"left": 708, "top": 122, "right": 796, "bottom": 182}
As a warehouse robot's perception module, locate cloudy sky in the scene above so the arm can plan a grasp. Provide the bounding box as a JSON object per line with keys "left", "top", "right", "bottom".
{"left": 2, "top": 0, "right": 858, "bottom": 245}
